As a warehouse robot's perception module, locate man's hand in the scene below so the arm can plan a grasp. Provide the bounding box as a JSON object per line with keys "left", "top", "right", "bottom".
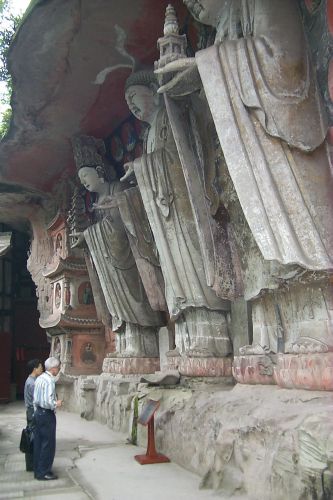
{"left": 121, "top": 162, "right": 136, "bottom": 184}
{"left": 55, "top": 399, "right": 63, "bottom": 408}
{"left": 155, "top": 58, "right": 201, "bottom": 97}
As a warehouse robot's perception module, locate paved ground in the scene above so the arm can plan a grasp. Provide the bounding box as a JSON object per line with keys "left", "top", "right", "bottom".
{"left": 0, "top": 402, "right": 221, "bottom": 499}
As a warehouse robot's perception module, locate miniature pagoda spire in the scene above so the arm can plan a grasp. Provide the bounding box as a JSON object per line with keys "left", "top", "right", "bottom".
{"left": 163, "top": 4, "right": 179, "bottom": 35}
{"left": 67, "top": 186, "right": 89, "bottom": 248}
{"left": 154, "top": 4, "right": 187, "bottom": 76}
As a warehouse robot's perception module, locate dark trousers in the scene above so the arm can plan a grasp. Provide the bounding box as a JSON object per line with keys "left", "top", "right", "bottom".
{"left": 25, "top": 408, "right": 34, "bottom": 471}
{"left": 33, "top": 407, "right": 56, "bottom": 478}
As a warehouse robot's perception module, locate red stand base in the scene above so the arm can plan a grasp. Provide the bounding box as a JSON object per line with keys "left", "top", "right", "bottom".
{"left": 134, "top": 414, "right": 170, "bottom": 465}
{"left": 134, "top": 453, "right": 170, "bottom": 465}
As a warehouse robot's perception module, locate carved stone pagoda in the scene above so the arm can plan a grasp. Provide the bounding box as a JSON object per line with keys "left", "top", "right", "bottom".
{"left": 40, "top": 194, "right": 105, "bottom": 375}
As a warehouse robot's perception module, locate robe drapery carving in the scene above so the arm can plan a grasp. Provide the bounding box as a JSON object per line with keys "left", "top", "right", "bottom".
{"left": 83, "top": 181, "right": 162, "bottom": 331}
{"left": 133, "top": 108, "right": 229, "bottom": 321}
{"left": 124, "top": 89, "right": 232, "bottom": 358}
{"left": 195, "top": 0, "right": 333, "bottom": 274}
{"left": 155, "top": 0, "right": 333, "bottom": 359}
{"left": 71, "top": 135, "right": 164, "bottom": 362}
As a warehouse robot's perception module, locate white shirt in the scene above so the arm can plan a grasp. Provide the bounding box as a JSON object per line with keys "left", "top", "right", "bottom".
{"left": 33, "top": 371, "right": 56, "bottom": 411}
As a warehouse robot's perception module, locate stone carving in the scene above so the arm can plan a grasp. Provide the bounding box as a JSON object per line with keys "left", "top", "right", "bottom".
{"left": 27, "top": 174, "right": 77, "bottom": 323}
{"left": 67, "top": 185, "right": 90, "bottom": 248}
{"left": 71, "top": 135, "right": 164, "bottom": 363}
{"left": 155, "top": 5, "right": 238, "bottom": 302}
{"left": 31, "top": 179, "right": 106, "bottom": 376}
{"left": 62, "top": 336, "right": 72, "bottom": 372}
{"left": 123, "top": 69, "right": 232, "bottom": 375}
{"left": 54, "top": 282, "right": 61, "bottom": 309}
{"left": 64, "top": 278, "right": 71, "bottom": 308}
{"left": 27, "top": 214, "right": 54, "bottom": 322}
{"left": 55, "top": 233, "right": 63, "bottom": 255}
{"left": 0, "top": 232, "right": 12, "bottom": 257}
{"left": 81, "top": 342, "right": 97, "bottom": 364}
{"left": 156, "top": 0, "right": 333, "bottom": 383}
{"left": 78, "top": 281, "right": 94, "bottom": 305}
{"left": 116, "top": 186, "right": 166, "bottom": 312}
{"left": 53, "top": 336, "right": 61, "bottom": 358}
{"left": 79, "top": 378, "right": 96, "bottom": 421}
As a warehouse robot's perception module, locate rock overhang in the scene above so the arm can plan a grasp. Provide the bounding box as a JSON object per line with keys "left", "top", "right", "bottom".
{"left": 0, "top": 0, "right": 188, "bottom": 202}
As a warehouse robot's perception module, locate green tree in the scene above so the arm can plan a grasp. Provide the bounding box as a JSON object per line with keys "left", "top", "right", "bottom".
{"left": 0, "top": 0, "right": 23, "bottom": 139}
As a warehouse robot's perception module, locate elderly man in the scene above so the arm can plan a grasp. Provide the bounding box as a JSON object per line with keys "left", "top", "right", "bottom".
{"left": 33, "top": 357, "right": 62, "bottom": 481}
{"left": 23, "top": 359, "right": 43, "bottom": 472}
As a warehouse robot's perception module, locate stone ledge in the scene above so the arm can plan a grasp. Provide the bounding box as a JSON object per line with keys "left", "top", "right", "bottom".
{"left": 168, "top": 356, "right": 232, "bottom": 377}
{"left": 274, "top": 352, "right": 333, "bottom": 391}
{"left": 102, "top": 356, "right": 160, "bottom": 375}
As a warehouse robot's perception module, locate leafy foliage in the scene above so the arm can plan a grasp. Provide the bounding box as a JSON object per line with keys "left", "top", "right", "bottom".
{"left": 0, "top": 0, "right": 23, "bottom": 138}
{"left": 0, "top": 107, "right": 11, "bottom": 138}
{"left": 0, "top": 0, "right": 21, "bottom": 82}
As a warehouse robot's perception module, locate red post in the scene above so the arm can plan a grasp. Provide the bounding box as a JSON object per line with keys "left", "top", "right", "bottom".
{"left": 134, "top": 414, "right": 170, "bottom": 465}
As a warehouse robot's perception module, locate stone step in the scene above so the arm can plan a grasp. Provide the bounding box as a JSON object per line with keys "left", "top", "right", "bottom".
{"left": 31, "top": 486, "right": 90, "bottom": 499}
{"left": 0, "top": 454, "right": 76, "bottom": 472}
{"left": 0, "top": 492, "right": 24, "bottom": 499}
{"left": 0, "top": 487, "right": 89, "bottom": 500}
{"left": 0, "top": 475, "right": 74, "bottom": 494}
{"left": 0, "top": 485, "right": 90, "bottom": 500}
{"left": 0, "top": 470, "right": 34, "bottom": 481}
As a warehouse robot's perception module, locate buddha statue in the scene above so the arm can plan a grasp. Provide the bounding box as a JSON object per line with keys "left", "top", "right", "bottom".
{"left": 71, "top": 135, "right": 163, "bottom": 360}
{"left": 155, "top": 0, "right": 333, "bottom": 361}
{"left": 122, "top": 70, "right": 232, "bottom": 371}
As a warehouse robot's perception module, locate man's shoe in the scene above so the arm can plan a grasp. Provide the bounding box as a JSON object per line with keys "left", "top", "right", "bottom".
{"left": 36, "top": 473, "right": 58, "bottom": 480}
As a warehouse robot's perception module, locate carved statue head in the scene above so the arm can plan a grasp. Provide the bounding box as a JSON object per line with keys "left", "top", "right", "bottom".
{"left": 183, "top": 0, "right": 225, "bottom": 26}
{"left": 125, "top": 71, "right": 160, "bottom": 123}
{"left": 78, "top": 167, "right": 105, "bottom": 193}
{"left": 71, "top": 135, "right": 116, "bottom": 192}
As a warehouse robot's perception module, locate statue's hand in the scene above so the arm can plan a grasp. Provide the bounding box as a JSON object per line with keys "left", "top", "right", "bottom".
{"left": 70, "top": 232, "right": 85, "bottom": 248}
{"left": 155, "top": 58, "right": 201, "bottom": 97}
{"left": 121, "top": 162, "right": 136, "bottom": 184}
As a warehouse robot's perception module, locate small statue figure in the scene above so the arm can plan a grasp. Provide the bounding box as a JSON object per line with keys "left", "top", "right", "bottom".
{"left": 55, "top": 233, "right": 63, "bottom": 255}
{"left": 123, "top": 70, "right": 231, "bottom": 360}
{"left": 71, "top": 135, "right": 163, "bottom": 358}
{"left": 53, "top": 336, "right": 61, "bottom": 358}
{"left": 82, "top": 283, "right": 94, "bottom": 305}
{"left": 81, "top": 343, "right": 96, "bottom": 364}
{"left": 54, "top": 283, "right": 61, "bottom": 309}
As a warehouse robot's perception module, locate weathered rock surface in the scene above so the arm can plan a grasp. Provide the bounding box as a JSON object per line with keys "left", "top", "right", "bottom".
{"left": 57, "top": 376, "right": 333, "bottom": 499}
{"left": 0, "top": 0, "right": 187, "bottom": 194}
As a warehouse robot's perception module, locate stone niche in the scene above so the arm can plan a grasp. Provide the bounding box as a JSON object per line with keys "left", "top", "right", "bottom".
{"left": 50, "top": 330, "right": 105, "bottom": 376}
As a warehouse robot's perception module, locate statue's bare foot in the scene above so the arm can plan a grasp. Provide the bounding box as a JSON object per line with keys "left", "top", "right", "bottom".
{"left": 120, "top": 351, "right": 139, "bottom": 358}
{"left": 186, "top": 347, "right": 215, "bottom": 358}
{"left": 291, "top": 337, "right": 328, "bottom": 354}
{"left": 166, "top": 348, "right": 181, "bottom": 357}
{"left": 239, "top": 344, "right": 270, "bottom": 356}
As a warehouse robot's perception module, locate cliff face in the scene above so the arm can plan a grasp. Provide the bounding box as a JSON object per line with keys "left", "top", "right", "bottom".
{"left": 0, "top": 0, "right": 186, "bottom": 195}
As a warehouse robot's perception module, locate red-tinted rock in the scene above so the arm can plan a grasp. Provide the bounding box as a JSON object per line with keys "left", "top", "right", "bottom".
{"left": 102, "top": 356, "right": 160, "bottom": 375}
{"left": 232, "top": 355, "right": 276, "bottom": 385}
{"left": 274, "top": 353, "right": 333, "bottom": 391}
{"left": 179, "top": 356, "right": 233, "bottom": 377}
{"left": 328, "top": 0, "right": 333, "bottom": 34}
